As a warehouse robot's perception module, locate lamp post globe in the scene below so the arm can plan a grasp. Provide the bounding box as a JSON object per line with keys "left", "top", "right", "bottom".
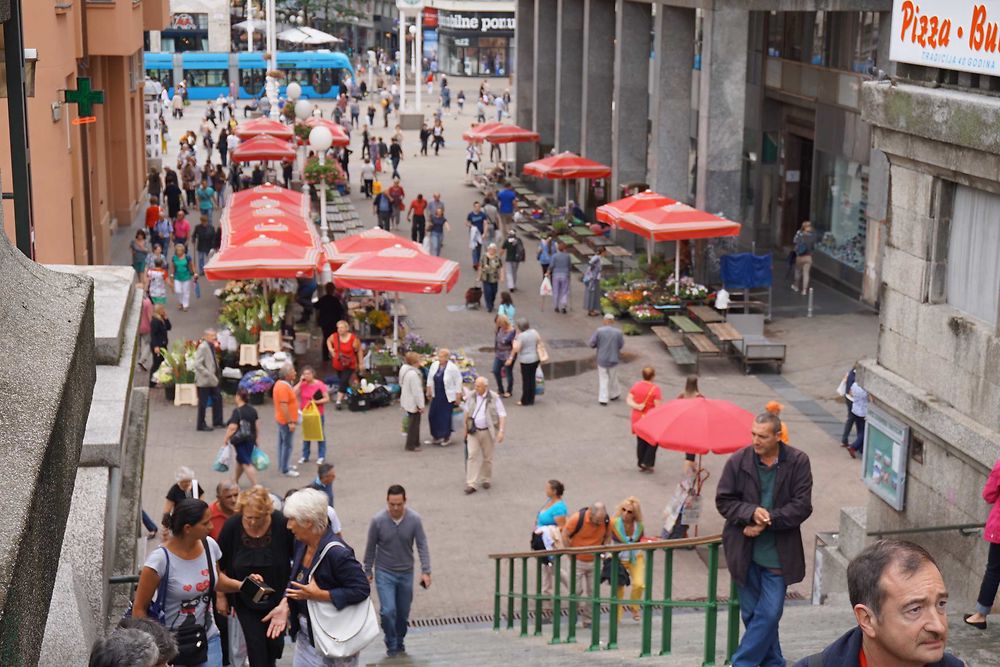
{"left": 408, "top": 24, "right": 417, "bottom": 35}
{"left": 294, "top": 99, "right": 312, "bottom": 120}
{"left": 286, "top": 81, "right": 302, "bottom": 101}
{"left": 308, "top": 126, "right": 334, "bottom": 152}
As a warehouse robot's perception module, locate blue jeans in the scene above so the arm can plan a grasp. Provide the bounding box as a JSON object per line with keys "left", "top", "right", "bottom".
{"left": 195, "top": 632, "right": 222, "bottom": 667}
{"left": 277, "top": 423, "right": 294, "bottom": 474}
{"left": 374, "top": 568, "right": 414, "bottom": 652}
{"left": 482, "top": 280, "right": 498, "bottom": 312}
{"left": 429, "top": 230, "right": 443, "bottom": 256}
{"left": 471, "top": 242, "right": 482, "bottom": 268}
{"left": 301, "top": 415, "right": 326, "bottom": 461}
{"left": 732, "top": 562, "right": 787, "bottom": 667}
{"left": 197, "top": 250, "right": 209, "bottom": 275}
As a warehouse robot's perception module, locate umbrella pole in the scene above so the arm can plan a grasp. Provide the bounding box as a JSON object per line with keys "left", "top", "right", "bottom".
{"left": 392, "top": 292, "right": 399, "bottom": 356}
{"left": 675, "top": 241, "right": 681, "bottom": 296}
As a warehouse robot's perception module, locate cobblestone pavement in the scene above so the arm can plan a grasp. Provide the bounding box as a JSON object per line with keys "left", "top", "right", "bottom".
{"left": 111, "top": 84, "right": 907, "bottom": 626}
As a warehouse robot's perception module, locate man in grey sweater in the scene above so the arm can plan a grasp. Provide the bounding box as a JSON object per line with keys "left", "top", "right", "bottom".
{"left": 364, "top": 484, "right": 432, "bottom": 658}
{"left": 589, "top": 313, "right": 625, "bottom": 405}
{"left": 194, "top": 328, "right": 223, "bottom": 431}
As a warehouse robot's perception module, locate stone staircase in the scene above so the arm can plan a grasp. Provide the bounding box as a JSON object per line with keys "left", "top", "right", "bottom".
{"left": 274, "top": 601, "right": 1000, "bottom": 666}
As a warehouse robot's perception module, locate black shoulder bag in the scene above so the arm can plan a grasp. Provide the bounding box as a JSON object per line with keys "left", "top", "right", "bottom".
{"left": 229, "top": 406, "right": 253, "bottom": 446}
{"left": 172, "top": 539, "right": 216, "bottom": 666}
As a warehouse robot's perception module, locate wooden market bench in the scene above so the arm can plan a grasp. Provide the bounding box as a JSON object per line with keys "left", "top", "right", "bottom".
{"left": 668, "top": 315, "right": 703, "bottom": 334}
{"left": 651, "top": 326, "right": 697, "bottom": 370}
{"left": 684, "top": 333, "right": 723, "bottom": 374}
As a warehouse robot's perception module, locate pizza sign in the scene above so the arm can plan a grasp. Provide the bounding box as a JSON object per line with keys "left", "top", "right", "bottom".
{"left": 172, "top": 13, "right": 199, "bottom": 30}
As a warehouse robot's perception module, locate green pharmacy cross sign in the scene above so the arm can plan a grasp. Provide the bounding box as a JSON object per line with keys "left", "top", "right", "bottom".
{"left": 65, "top": 77, "right": 105, "bottom": 124}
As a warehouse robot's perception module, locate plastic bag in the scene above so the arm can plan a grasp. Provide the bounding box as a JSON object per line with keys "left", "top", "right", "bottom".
{"left": 251, "top": 446, "right": 270, "bottom": 471}
{"left": 535, "top": 366, "right": 545, "bottom": 395}
{"left": 228, "top": 612, "right": 247, "bottom": 665}
{"left": 212, "top": 444, "right": 232, "bottom": 473}
{"left": 451, "top": 406, "right": 465, "bottom": 434}
{"left": 540, "top": 275, "right": 553, "bottom": 296}
{"left": 301, "top": 401, "right": 324, "bottom": 441}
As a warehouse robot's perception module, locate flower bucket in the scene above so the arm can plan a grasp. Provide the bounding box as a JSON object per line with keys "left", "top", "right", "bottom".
{"left": 249, "top": 392, "right": 265, "bottom": 406}
{"left": 164, "top": 385, "right": 176, "bottom": 402}
{"left": 258, "top": 331, "right": 282, "bottom": 353}
{"left": 239, "top": 344, "right": 259, "bottom": 366}
{"left": 174, "top": 383, "right": 198, "bottom": 407}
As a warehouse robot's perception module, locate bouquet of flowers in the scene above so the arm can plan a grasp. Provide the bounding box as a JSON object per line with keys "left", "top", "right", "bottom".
{"left": 365, "top": 309, "right": 391, "bottom": 332}
{"left": 629, "top": 304, "right": 666, "bottom": 323}
{"left": 257, "top": 293, "right": 290, "bottom": 332}
{"left": 216, "top": 280, "right": 261, "bottom": 306}
{"left": 607, "top": 290, "right": 646, "bottom": 310}
{"left": 161, "top": 341, "right": 197, "bottom": 384}
{"left": 219, "top": 302, "right": 260, "bottom": 345}
{"left": 239, "top": 369, "right": 275, "bottom": 395}
{"left": 665, "top": 275, "right": 709, "bottom": 301}
{"left": 400, "top": 332, "right": 434, "bottom": 355}
{"left": 152, "top": 363, "right": 174, "bottom": 387}
{"left": 303, "top": 156, "right": 347, "bottom": 186}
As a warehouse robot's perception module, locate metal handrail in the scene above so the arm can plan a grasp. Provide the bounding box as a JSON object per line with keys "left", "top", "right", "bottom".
{"left": 488, "top": 534, "right": 739, "bottom": 664}
{"left": 867, "top": 523, "right": 985, "bottom": 538}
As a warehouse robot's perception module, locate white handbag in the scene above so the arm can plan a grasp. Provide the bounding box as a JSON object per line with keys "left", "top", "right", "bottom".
{"left": 306, "top": 542, "right": 381, "bottom": 658}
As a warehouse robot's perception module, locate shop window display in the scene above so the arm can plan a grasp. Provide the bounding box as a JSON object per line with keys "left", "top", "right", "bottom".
{"left": 813, "top": 151, "right": 868, "bottom": 271}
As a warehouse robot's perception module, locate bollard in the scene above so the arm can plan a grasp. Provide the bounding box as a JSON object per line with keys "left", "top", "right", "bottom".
{"left": 807, "top": 287, "right": 814, "bottom": 317}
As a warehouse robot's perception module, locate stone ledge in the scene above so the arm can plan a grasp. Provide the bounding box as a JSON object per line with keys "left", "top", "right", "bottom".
{"left": 80, "top": 290, "right": 141, "bottom": 467}
{"left": 48, "top": 265, "right": 135, "bottom": 365}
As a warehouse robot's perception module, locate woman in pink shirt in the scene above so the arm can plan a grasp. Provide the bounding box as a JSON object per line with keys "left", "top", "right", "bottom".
{"left": 625, "top": 366, "right": 662, "bottom": 473}
{"left": 294, "top": 366, "right": 330, "bottom": 465}
{"left": 172, "top": 209, "right": 191, "bottom": 250}
{"left": 964, "top": 458, "right": 1000, "bottom": 629}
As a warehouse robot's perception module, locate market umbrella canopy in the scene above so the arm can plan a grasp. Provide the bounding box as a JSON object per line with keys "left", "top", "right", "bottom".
{"left": 596, "top": 190, "right": 679, "bottom": 225}
{"left": 234, "top": 118, "right": 295, "bottom": 140}
{"left": 277, "top": 26, "right": 343, "bottom": 45}
{"left": 302, "top": 118, "right": 351, "bottom": 146}
{"left": 332, "top": 245, "right": 460, "bottom": 293}
{"left": 224, "top": 212, "right": 319, "bottom": 247}
{"left": 324, "top": 228, "right": 424, "bottom": 269}
{"left": 233, "top": 18, "right": 268, "bottom": 31}
{"left": 461, "top": 121, "right": 503, "bottom": 143}
{"left": 229, "top": 183, "right": 310, "bottom": 219}
{"left": 523, "top": 152, "right": 611, "bottom": 179}
{"left": 619, "top": 203, "right": 741, "bottom": 241}
{"left": 474, "top": 123, "right": 540, "bottom": 144}
{"left": 203, "top": 234, "right": 324, "bottom": 280}
{"left": 634, "top": 397, "right": 755, "bottom": 456}
{"left": 230, "top": 135, "right": 297, "bottom": 163}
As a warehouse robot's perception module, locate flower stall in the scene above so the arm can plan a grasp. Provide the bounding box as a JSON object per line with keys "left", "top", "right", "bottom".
{"left": 599, "top": 265, "right": 714, "bottom": 329}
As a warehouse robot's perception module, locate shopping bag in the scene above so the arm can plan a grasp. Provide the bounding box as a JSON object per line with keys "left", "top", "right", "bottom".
{"left": 537, "top": 339, "right": 550, "bottom": 364}
{"left": 836, "top": 378, "right": 848, "bottom": 397}
{"left": 212, "top": 444, "right": 232, "bottom": 473}
{"left": 301, "top": 401, "right": 324, "bottom": 441}
{"left": 228, "top": 612, "right": 248, "bottom": 665}
{"left": 535, "top": 366, "right": 545, "bottom": 395}
{"left": 539, "top": 275, "right": 553, "bottom": 297}
{"left": 251, "top": 446, "right": 270, "bottom": 471}
{"left": 421, "top": 235, "right": 431, "bottom": 253}
{"left": 451, "top": 406, "right": 465, "bottom": 434}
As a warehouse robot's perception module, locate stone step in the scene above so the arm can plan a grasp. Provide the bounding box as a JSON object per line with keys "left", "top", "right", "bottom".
{"left": 48, "top": 265, "right": 135, "bottom": 365}
{"left": 271, "top": 603, "right": 1000, "bottom": 666}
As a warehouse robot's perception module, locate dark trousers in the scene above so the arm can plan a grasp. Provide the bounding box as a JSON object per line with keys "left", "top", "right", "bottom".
{"left": 637, "top": 437, "right": 658, "bottom": 469}
{"left": 842, "top": 397, "right": 862, "bottom": 445}
{"left": 321, "top": 327, "right": 335, "bottom": 362}
{"left": 406, "top": 411, "right": 422, "bottom": 451}
{"left": 214, "top": 609, "right": 231, "bottom": 666}
{"left": 850, "top": 415, "right": 867, "bottom": 452}
{"left": 482, "top": 280, "right": 498, "bottom": 312}
{"left": 519, "top": 361, "right": 539, "bottom": 405}
{"left": 420, "top": 139, "right": 428, "bottom": 155}
{"left": 197, "top": 386, "right": 224, "bottom": 429}
{"left": 363, "top": 179, "right": 373, "bottom": 198}
{"left": 377, "top": 211, "right": 392, "bottom": 230}
{"left": 492, "top": 357, "right": 514, "bottom": 395}
{"left": 235, "top": 604, "right": 284, "bottom": 666}
{"left": 150, "top": 352, "right": 164, "bottom": 387}
{"left": 411, "top": 216, "right": 425, "bottom": 243}
{"left": 391, "top": 157, "right": 401, "bottom": 179}
{"left": 976, "top": 541, "right": 1000, "bottom": 613}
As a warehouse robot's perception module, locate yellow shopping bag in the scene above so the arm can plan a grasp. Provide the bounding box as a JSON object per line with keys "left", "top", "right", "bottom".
{"left": 301, "top": 401, "right": 324, "bottom": 442}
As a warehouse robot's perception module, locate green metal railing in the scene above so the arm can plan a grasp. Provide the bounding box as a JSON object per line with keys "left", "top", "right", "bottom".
{"left": 489, "top": 535, "right": 740, "bottom": 664}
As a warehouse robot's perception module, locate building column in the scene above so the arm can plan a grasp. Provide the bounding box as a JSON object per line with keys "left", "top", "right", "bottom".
{"left": 611, "top": 0, "right": 651, "bottom": 197}
{"left": 514, "top": 0, "right": 536, "bottom": 168}
{"left": 695, "top": 7, "right": 749, "bottom": 221}
{"left": 581, "top": 0, "right": 614, "bottom": 168}
{"left": 555, "top": 0, "right": 583, "bottom": 154}
{"left": 533, "top": 0, "right": 558, "bottom": 151}
{"left": 650, "top": 5, "right": 695, "bottom": 201}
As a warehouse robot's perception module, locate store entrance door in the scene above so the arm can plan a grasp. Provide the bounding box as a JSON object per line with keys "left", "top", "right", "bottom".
{"left": 781, "top": 134, "right": 813, "bottom": 246}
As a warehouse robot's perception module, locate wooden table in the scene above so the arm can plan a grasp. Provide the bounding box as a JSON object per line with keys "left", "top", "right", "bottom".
{"left": 574, "top": 244, "right": 595, "bottom": 257}
{"left": 604, "top": 245, "right": 631, "bottom": 258}
{"left": 689, "top": 305, "right": 725, "bottom": 324}
{"left": 668, "top": 315, "right": 703, "bottom": 334}
{"left": 573, "top": 226, "right": 595, "bottom": 237}
{"left": 707, "top": 322, "right": 743, "bottom": 342}
{"left": 588, "top": 236, "right": 613, "bottom": 248}
{"left": 557, "top": 235, "right": 579, "bottom": 246}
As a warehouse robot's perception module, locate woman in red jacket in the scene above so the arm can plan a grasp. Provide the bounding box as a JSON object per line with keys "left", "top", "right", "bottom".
{"left": 964, "top": 458, "right": 1000, "bottom": 629}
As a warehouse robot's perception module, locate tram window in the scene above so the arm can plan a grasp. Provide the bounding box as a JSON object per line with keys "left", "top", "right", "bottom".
{"left": 241, "top": 68, "right": 265, "bottom": 95}
{"left": 279, "top": 66, "right": 311, "bottom": 84}
{"left": 315, "top": 68, "right": 333, "bottom": 94}
{"left": 185, "top": 69, "right": 229, "bottom": 88}
{"left": 147, "top": 69, "right": 174, "bottom": 89}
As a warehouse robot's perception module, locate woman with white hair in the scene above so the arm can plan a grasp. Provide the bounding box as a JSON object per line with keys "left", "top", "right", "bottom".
{"left": 283, "top": 489, "right": 372, "bottom": 666}
{"left": 477, "top": 242, "right": 505, "bottom": 312}
{"left": 162, "top": 466, "right": 204, "bottom": 532}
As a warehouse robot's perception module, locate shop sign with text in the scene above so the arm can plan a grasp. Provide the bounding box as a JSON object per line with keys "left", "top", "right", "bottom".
{"left": 438, "top": 11, "right": 515, "bottom": 33}
{"left": 890, "top": 0, "right": 1000, "bottom": 75}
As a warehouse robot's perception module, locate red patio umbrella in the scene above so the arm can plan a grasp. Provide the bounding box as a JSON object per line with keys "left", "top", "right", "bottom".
{"left": 523, "top": 152, "right": 611, "bottom": 179}
{"left": 475, "top": 123, "right": 540, "bottom": 144}
{"left": 229, "top": 184, "right": 310, "bottom": 219}
{"left": 203, "top": 234, "right": 324, "bottom": 280}
{"left": 302, "top": 117, "right": 351, "bottom": 146}
{"left": 233, "top": 117, "right": 295, "bottom": 140}
{"left": 230, "top": 135, "right": 296, "bottom": 163}
{"left": 596, "top": 190, "right": 679, "bottom": 224}
{"left": 323, "top": 228, "right": 424, "bottom": 269}
{"left": 461, "top": 121, "right": 502, "bottom": 143}
{"left": 224, "top": 212, "right": 319, "bottom": 248}
{"left": 634, "top": 397, "right": 755, "bottom": 456}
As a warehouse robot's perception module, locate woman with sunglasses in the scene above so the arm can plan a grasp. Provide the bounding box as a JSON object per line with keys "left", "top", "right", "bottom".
{"left": 610, "top": 496, "right": 646, "bottom": 622}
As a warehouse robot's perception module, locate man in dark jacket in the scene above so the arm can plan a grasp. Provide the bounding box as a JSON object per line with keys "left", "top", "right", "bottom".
{"left": 716, "top": 411, "right": 813, "bottom": 667}
{"left": 315, "top": 284, "right": 345, "bottom": 363}
{"left": 794, "top": 539, "right": 964, "bottom": 667}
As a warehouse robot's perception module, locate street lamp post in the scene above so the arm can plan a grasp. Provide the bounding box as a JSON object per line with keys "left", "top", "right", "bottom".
{"left": 414, "top": 16, "right": 422, "bottom": 111}
{"left": 309, "top": 126, "right": 335, "bottom": 243}
{"left": 265, "top": 0, "right": 280, "bottom": 120}
{"left": 398, "top": 11, "right": 406, "bottom": 113}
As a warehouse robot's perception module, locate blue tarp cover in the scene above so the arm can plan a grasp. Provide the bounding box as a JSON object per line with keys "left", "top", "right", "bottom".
{"left": 720, "top": 253, "right": 773, "bottom": 289}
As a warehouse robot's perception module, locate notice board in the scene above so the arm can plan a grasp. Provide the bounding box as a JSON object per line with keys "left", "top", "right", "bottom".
{"left": 862, "top": 405, "right": 909, "bottom": 511}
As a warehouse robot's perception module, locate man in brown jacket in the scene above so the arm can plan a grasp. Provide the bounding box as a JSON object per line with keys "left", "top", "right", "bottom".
{"left": 716, "top": 411, "right": 813, "bottom": 667}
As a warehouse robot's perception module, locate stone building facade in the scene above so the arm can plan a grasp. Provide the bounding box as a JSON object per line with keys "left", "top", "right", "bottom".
{"left": 514, "top": 0, "right": 893, "bottom": 300}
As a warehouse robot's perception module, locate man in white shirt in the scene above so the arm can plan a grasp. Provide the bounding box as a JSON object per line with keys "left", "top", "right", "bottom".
{"left": 463, "top": 376, "right": 506, "bottom": 494}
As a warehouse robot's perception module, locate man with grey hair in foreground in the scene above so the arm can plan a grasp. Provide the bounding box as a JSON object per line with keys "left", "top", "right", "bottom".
{"left": 716, "top": 411, "right": 813, "bottom": 667}
{"left": 88, "top": 628, "right": 159, "bottom": 667}
{"left": 561, "top": 501, "right": 610, "bottom": 627}
{"left": 462, "top": 376, "right": 507, "bottom": 494}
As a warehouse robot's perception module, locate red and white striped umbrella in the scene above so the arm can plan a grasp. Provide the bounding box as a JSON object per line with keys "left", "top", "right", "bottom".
{"left": 230, "top": 135, "right": 296, "bottom": 163}
{"left": 596, "top": 190, "right": 679, "bottom": 225}
{"left": 323, "top": 228, "right": 424, "bottom": 269}
{"left": 523, "top": 152, "right": 611, "bottom": 179}
{"left": 203, "top": 234, "right": 324, "bottom": 280}
{"left": 233, "top": 117, "right": 295, "bottom": 140}
{"left": 332, "top": 245, "right": 459, "bottom": 294}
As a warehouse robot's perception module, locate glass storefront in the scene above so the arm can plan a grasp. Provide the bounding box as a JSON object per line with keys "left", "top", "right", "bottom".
{"left": 813, "top": 150, "right": 869, "bottom": 272}
{"left": 436, "top": 10, "right": 514, "bottom": 78}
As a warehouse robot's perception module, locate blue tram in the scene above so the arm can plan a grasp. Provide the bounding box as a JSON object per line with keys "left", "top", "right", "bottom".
{"left": 144, "top": 51, "right": 355, "bottom": 101}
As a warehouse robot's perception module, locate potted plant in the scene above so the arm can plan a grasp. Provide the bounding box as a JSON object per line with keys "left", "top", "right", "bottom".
{"left": 151, "top": 363, "right": 175, "bottom": 401}
{"left": 162, "top": 341, "right": 198, "bottom": 406}
{"left": 239, "top": 369, "right": 275, "bottom": 406}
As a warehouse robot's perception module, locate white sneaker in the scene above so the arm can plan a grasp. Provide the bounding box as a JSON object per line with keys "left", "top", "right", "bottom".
{"left": 284, "top": 470, "right": 300, "bottom": 478}
{"left": 790, "top": 284, "right": 799, "bottom": 293}
{"left": 317, "top": 457, "right": 325, "bottom": 465}
{"left": 298, "top": 457, "right": 307, "bottom": 464}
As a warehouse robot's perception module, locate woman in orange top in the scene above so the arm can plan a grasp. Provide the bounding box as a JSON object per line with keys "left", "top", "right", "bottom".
{"left": 408, "top": 194, "right": 428, "bottom": 244}
{"left": 326, "top": 320, "right": 363, "bottom": 410}
{"left": 626, "top": 366, "right": 662, "bottom": 473}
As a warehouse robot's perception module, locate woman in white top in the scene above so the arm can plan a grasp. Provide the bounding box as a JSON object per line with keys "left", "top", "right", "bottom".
{"left": 425, "top": 348, "right": 464, "bottom": 446}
